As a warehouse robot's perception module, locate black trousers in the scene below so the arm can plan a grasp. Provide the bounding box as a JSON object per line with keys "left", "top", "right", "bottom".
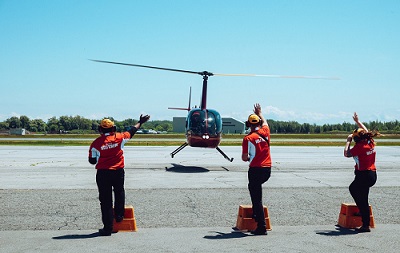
{"left": 96, "top": 169, "right": 125, "bottom": 231}
{"left": 349, "top": 170, "right": 377, "bottom": 227}
{"left": 248, "top": 167, "right": 271, "bottom": 228}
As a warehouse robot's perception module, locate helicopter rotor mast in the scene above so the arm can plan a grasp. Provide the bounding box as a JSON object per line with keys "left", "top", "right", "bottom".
{"left": 199, "top": 71, "right": 213, "bottom": 110}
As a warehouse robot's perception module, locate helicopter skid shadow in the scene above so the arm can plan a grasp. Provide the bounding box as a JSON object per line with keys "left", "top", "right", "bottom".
{"left": 203, "top": 230, "right": 249, "bottom": 240}
{"left": 166, "top": 163, "right": 209, "bottom": 173}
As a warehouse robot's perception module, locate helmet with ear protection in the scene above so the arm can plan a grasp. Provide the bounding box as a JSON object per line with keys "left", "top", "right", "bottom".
{"left": 98, "top": 118, "right": 116, "bottom": 133}
{"left": 245, "top": 114, "right": 262, "bottom": 127}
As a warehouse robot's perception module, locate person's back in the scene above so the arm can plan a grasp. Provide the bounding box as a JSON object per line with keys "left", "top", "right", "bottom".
{"left": 242, "top": 124, "right": 271, "bottom": 168}
{"left": 350, "top": 140, "right": 376, "bottom": 171}
{"left": 90, "top": 132, "right": 130, "bottom": 170}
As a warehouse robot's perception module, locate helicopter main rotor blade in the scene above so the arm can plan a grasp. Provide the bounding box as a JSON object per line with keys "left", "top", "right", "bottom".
{"left": 213, "top": 73, "right": 340, "bottom": 80}
{"left": 90, "top": 59, "right": 338, "bottom": 80}
{"left": 90, "top": 59, "right": 205, "bottom": 75}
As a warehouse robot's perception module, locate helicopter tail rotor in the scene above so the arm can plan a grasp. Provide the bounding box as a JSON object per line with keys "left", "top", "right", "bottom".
{"left": 168, "top": 86, "right": 192, "bottom": 111}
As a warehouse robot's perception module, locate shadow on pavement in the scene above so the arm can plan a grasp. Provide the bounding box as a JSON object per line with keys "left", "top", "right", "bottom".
{"left": 166, "top": 163, "right": 209, "bottom": 173}
{"left": 203, "top": 230, "right": 249, "bottom": 239}
{"left": 52, "top": 232, "right": 100, "bottom": 240}
{"left": 315, "top": 226, "right": 358, "bottom": 236}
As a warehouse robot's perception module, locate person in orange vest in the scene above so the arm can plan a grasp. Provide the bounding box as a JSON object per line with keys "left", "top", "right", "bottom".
{"left": 89, "top": 114, "right": 150, "bottom": 236}
{"left": 344, "top": 112, "right": 380, "bottom": 232}
{"left": 241, "top": 103, "right": 271, "bottom": 235}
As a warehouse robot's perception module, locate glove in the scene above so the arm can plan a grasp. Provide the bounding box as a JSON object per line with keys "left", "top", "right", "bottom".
{"left": 139, "top": 114, "right": 150, "bottom": 124}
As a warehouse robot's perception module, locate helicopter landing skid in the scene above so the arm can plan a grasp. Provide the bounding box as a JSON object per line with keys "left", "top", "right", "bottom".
{"left": 216, "top": 146, "right": 234, "bottom": 162}
{"left": 170, "top": 142, "right": 189, "bottom": 158}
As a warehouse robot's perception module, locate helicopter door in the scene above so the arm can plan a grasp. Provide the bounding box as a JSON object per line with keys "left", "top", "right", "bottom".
{"left": 188, "top": 109, "right": 205, "bottom": 135}
{"left": 205, "top": 109, "right": 222, "bottom": 136}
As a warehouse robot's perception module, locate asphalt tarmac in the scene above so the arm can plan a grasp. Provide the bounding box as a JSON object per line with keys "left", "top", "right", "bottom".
{"left": 0, "top": 145, "right": 399, "bottom": 253}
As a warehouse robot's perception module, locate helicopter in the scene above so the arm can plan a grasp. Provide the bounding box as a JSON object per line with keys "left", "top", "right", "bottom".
{"left": 91, "top": 59, "right": 338, "bottom": 162}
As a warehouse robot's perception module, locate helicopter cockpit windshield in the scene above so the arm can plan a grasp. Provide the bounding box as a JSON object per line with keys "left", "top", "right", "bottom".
{"left": 187, "top": 109, "right": 222, "bottom": 136}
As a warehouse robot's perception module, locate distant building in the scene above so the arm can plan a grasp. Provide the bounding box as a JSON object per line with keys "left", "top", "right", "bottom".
{"left": 9, "top": 128, "right": 26, "bottom": 135}
{"left": 172, "top": 117, "right": 244, "bottom": 134}
{"left": 172, "top": 117, "right": 187, "bottom": 133}
{"left": 222, "top": 118, "right": 245, "bottom": 134}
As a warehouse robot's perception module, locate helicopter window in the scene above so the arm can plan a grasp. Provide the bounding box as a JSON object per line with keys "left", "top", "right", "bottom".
{"left": 187, "top": 109, "right": 222, "bottom": 136}
{"left": 188, "top": 110, "right": 204, "bottom": 135}
{"left": 206, "top": 110, "right": 222, "bottom": 135}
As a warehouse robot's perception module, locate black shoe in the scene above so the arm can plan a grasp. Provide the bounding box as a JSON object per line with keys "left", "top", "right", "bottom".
{"left": 115, "top": 215, "right": 124, "bottom": 223}
{"left": 99, "top": 228, "right": 112, "bottom": 236}
{"left": 250, "top": 227, "right": 267, "bottom": 235}
{"left": 356, "top": 226, "right": 371, "bottom": 233}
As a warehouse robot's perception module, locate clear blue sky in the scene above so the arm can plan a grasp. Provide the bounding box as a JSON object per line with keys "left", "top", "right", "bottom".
{"left": 1, "top": 0, "right": 399, "bottom": 125}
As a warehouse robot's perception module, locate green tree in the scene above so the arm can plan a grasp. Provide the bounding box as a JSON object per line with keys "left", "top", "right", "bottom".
{"left": 7, "top": 116, "right": 21, "bottom": 128}
{"left": 72, "top": 115, "right": 91, "bottom": 131}
{"left": 47, "top": 117, "right": 60, "bottom": 133}
{"left": 0, "top": 121, "right": 8, "bottom": 130}
{"left": 59, "top": 116, "right": 72, "bottom": 131}
{"left": 121, "top": 118, "right": 137, "bottom": 127}
{"left": 19, "top": 115, "right": 30, "bottom": 129}
{"left": 91, "top": 120, "right": 99, "bottom": 131}
{"left": 30, "top": 119, "right": 47, "bottom": 132}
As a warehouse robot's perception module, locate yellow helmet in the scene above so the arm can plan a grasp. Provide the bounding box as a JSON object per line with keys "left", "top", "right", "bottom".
{"left": 247, "top": 114, "right": 260, "bottom": 124}
{"left": 100, "top": 118, "right": 115, "bottom": 129}
{"left": 352, "top": 128, "right": 365, "bottom": 138}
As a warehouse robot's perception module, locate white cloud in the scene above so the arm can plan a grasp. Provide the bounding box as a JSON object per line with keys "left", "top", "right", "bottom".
{"left": 222, "top": 105, "right": 399, "bottom": 125}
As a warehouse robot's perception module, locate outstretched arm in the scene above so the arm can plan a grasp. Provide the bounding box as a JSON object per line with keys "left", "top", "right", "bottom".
{"left": 254, "top": 103, "right": 268, "bottom": 127}
{"left": 353, "top": 112, "right": 368, "bottom": 132}
{"left": 135, "top": 114, "right": 150, "bottom": 129}
{"left": 129, "top": 114, "right": 150, "bottom": 137}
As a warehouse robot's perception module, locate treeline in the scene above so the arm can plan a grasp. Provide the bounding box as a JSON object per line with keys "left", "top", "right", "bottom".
{"left": 0, "top": 115, "right": 399, "bottom": 134}
{"left": 0, "top": 115, "right": 172, "bottom": 134}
